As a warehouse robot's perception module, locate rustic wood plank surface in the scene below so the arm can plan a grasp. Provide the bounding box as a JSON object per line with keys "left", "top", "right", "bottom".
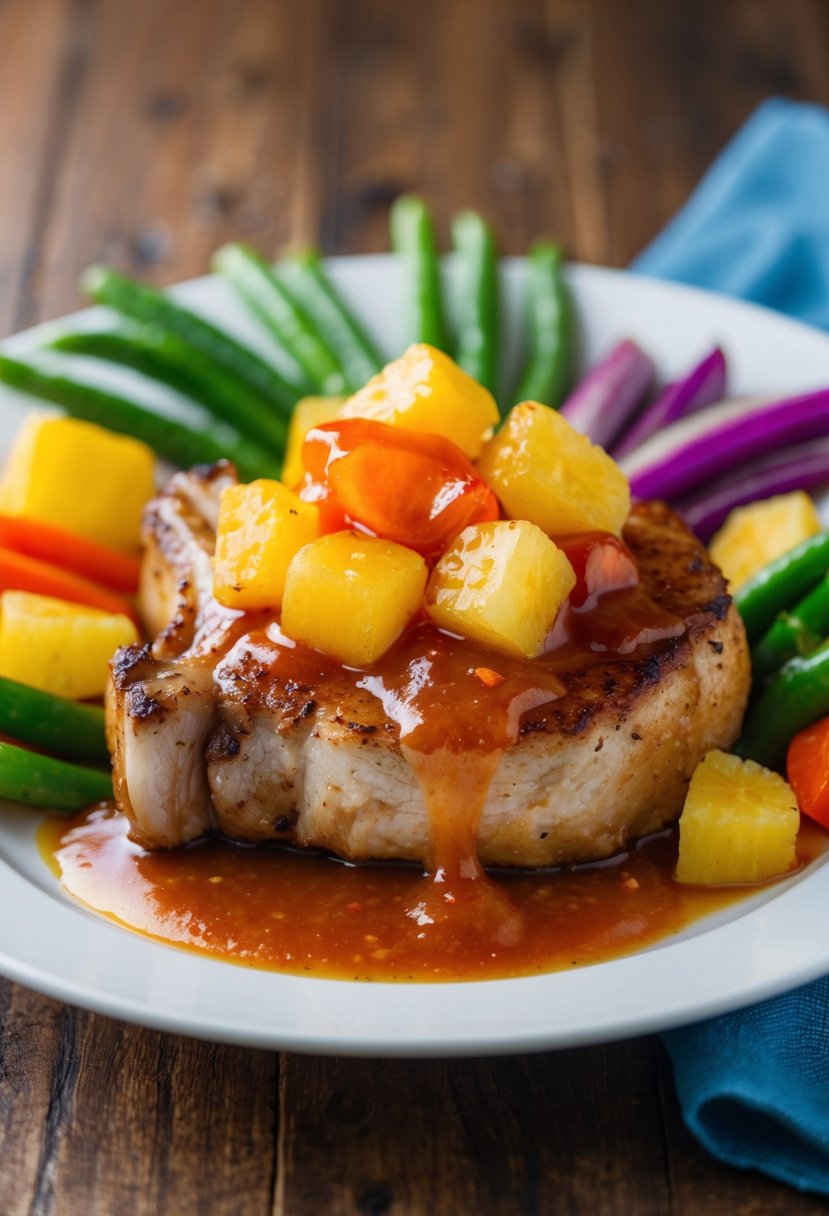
{"left": 1, "top": 1, "right": 829, "bottom": 1212}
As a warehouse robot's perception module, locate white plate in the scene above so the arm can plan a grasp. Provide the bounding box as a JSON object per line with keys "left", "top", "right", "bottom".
{"left": 1, "top": 256, "right": 829, "bottom": 1058}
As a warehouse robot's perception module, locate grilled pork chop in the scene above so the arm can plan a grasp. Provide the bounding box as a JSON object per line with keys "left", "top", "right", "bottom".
{"left": 107, "top": 465, "right": 750, "bottom": 866}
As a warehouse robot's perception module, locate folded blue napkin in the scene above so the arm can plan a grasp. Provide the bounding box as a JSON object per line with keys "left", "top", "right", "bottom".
{"left": 633, "top": 97, "right": 829, "bottom": 328}
{"left": 664, "top": 980, "right": 829, "bottom": 1195}
{"left": 633, "top": 96, "right": 829, "bottom": 1197}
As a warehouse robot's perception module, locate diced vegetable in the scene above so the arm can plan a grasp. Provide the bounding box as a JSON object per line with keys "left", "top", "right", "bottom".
{"left": 476, "top": 402, "right": 631, "bottom": 536}
{"left": 556, "top": 533, "right": 639, "bottom": 607}
{"left": 425, "top": 520, "right": 576, "bottom": 659}
{"left": 709, "top": 491, "right": 821, "bottom": 591}
{"left": 736, "top": 637, "right": 829, "bottom": 771}
{"left": 787, "top": 717, "right": 829, "bottom": 830}
{"left": 0, "top": 358, "right": 279, "bottom": 484}
{"left": 560, "top": 340, "right": 654, "bottom": 451}
{"left": 612, "top": 346, "right": 725, "bottom": 459}
{"left": 390, "top": 195, "right": 448, "bottom": 352}
{"left": 0, "top": 675, "right": 108, "bottom": 764}
{"left": 0, "top": 590, "right": 138, "bottom": 700}
{"left": 0, "top": 514, "right": 139, "bottom": 593}
{"left": 0, "top": 547, "right": 138, "bottom": 624}
{"left": 675, "top": 750, "right": 799, "bottom": 885}
{"left": 338, "top": 344, "right": 499, "bottom": 461}
{"left": 451, "top": 211, "right": 498, "bottom": 396}
{"left": 510, "top": 241, "right": 571, "bottom": 410}
{"left": 0, "top": 740, "right": 112, "bottom": 810}
{"left": 677, "top": 437, "right": 829, "bottom": 541}
{"left": 213, "top": 480, "right": 319, "bottom": 610}
{"left": 282, "top": 396, "right": 346, "bottom": 488}
{"left": 734, "top": 531, "right": 829, "bottom": 645}
{"left": 282, "top": 533, "right": 427, "bottom": 666}
{"left": 301, "top": 418, "right": 499, "bottom": 558}
{"left": 0, "top": 413, "right": 154, "bottom": 552}
{"left": 625, "top": 388, "right": 829, "bottom": 502}
{"left": 49, "top": 322, "right": 289, "bottom": 453}
{"left": 81, "top": 264, "right": 305, "bottom": 410}
{"left": 275, "top": 250, "right": 383, "bottom": 393}
{"left": 214, "top": 243, "right": 346, "bottom": 395}
{"left": 751, "top": 573, "right": 829, "bottom": 689}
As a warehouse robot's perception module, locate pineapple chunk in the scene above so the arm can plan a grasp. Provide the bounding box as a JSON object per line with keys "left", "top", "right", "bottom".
{"left": 425, "top": 520, "right": 576, "bottom": 659}
{"left": 213, "top": 480, "right": 319, "bottom": 610}
{"left": 0, "top": 414, "right": 155, "bottom": 552}
{"left": 0, "top": 590, "right": 138, "bottom": 700}
{"left": 709, "top": 491, "right": 821, "bottom": 591}
{"left": 282, "top": 532, "right": 427, "bottom": 665}
{"left": 676, "top": 749, "right": 799, "bottom": 885}
{"left": 338, "top": 344, "right": 499, "bottom": 460}
{"left": 477, "top": 402, "right": 630, "bottom": 536}
{"left": 282, "top": 396, "right": 347, "bottom": 488}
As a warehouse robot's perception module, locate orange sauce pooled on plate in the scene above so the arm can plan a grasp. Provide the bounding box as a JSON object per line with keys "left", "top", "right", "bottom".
{"left": 42, "top": 808, "right": 795, "bottom": 982}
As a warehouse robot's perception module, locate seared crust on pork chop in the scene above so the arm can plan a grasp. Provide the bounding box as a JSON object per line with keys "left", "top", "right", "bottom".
{"left": 138, "top": 461, "right": 237, "bottom": 657}
{"left": 107, "top": 470, "right": 750, "bottom": 866}
{"left": 107, "top": 644, "right": 218, "bottom": 848}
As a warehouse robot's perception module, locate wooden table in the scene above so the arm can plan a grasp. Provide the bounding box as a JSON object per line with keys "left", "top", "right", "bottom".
{"left": 1, "top": 2, "right": 828, "bottom": 1211}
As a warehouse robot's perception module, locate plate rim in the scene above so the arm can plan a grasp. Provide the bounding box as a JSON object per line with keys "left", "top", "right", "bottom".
{"left": 2, "top": 254, "right": 829, "bottom": 1057}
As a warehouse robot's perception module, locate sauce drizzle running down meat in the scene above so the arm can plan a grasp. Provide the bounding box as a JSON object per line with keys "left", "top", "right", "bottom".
{"left": 350, "top": 558, "right": 681, "bottom": 942}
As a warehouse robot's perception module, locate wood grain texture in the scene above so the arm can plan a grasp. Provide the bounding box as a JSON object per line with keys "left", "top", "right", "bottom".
{"left": 0, "top": 0, "right": 77, "bottom": 336}
{"left": 2, "top": 0, "right": 829, "bottom": 1212}
{"left": 276, "top": 1041, "right": 673, "bottom": 1215}
{"left": 6, "top": 0, "right": 829, "bottom": 330}
{"left": 0, "top": 989, "right": 277, "bottom": 1216}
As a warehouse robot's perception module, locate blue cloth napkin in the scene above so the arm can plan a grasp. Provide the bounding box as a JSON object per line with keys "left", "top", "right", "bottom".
{"left": 633, "top": 97, "right": 829, "bottom": 328}
{"left": 664, "top": 979, "right": 829, "bottom": 1195}
{"left": 633, "top": 96, "right": 829, "bottom": 1197}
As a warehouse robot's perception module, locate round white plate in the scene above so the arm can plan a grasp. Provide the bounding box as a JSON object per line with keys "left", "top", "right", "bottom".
{"left": 1, "top": 256, "right": 828, "bottom": 1058}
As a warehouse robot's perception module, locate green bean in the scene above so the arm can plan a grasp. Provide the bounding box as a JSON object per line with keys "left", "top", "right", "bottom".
{"left": 735, "top": 531, "right": 829, "bottom": 645}
{"left": 0, "top": 356, "right": 280, "bottom": 482}
{"left": 214, "top": 244, "right": 347, "bottom": 395}
{"left": 0, "top": 676, "right": 108, "bottom": 765}
{"left": 511, "top": 240, "right": 571, "bottom": 408}
{"left": 735, "top": 639, "right": 829, "bottom": 770}
{"left": 0, "top": 739, "right": 112, "bottom": 810}
{"left": 389, "top": 195, "right": 449, "bottom": 352}
{"left": 750, "top": 572, "right": 829, "bottom": 688}
{"left": 451, "top": 211, "right": 498, "bottom": 397}
{"left": 48, "top": 323, "right": 287, "bottom": 453}
{"left": 81, "top": 265, "right": 304, "bottom": 412}
{"left": 276, "top": 249, "right": 383, "bottom": 392}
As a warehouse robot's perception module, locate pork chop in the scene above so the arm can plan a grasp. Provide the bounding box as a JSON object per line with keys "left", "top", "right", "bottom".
{"left": 106, "top": 467, "right": 751, "bottom": 866}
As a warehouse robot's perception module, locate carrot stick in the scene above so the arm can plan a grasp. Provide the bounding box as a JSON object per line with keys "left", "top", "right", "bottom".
{"left": 0, "top": 548, "right": 139, "bottom": 625}
{"left": 0, "top": 515, "right": 140, "bottom": 593}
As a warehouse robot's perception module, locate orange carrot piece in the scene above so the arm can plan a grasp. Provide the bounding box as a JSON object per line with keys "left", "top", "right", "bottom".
{"left": 0, "top": 514, "right": 140, "bottom": 593}
{"left": 474, "top": 666, "right": 505, "bottom": 688}
{"left": 0, "top": 547, "right": 139, "bottom": 626}
{"left": 787, "top": 716, "right": 829, "bottom": 831}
